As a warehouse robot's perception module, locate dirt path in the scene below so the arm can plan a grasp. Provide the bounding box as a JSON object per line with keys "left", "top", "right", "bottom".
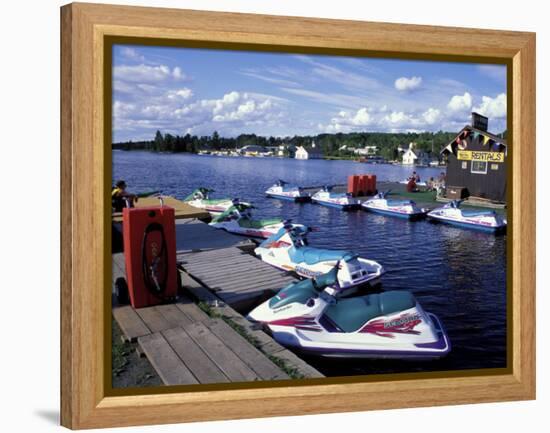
{"left": 112, "top": 318, "right": 162, "bottom": 388}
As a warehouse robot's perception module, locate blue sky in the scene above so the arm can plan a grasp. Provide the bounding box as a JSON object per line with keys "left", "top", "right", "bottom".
{"left": 112, "top": 45, "right": 507, "bottom": 142}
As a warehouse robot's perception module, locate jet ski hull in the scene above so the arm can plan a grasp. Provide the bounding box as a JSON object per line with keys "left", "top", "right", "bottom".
{"left": 256, "top": 250, "right": 383, "bottom": 290}
{"left": 361, "top": 196, "right": 428, "bottom": 220}
{"left": 362, "top": 204, "right": 427, "bottom": 220}
{"left": 428, "top": 214, "right": 507, "bottom": 233}
{"left": 266, "top": 192, "right": 311, "bottom": 202}
{"left": 286, "top": 314, "right": 450, "bottom": 360}
{"left": 212, "top": 225, "right": 279, "bottom": 238}
{"left": 427, "top": 203, "right": 507, "bottom": 233}
{"left": 185, "top": 199, "right": 233, "bottom": 214}
{"left": 249, "top": 282, "right": 450, "bottom": 360}
{"left": 312, "top": 198, "right": 360, "bottom": 210}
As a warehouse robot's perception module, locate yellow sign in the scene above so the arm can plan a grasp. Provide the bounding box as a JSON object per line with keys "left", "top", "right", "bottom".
{"left": 457, "top": 150, "right": 504, "bottom": 163}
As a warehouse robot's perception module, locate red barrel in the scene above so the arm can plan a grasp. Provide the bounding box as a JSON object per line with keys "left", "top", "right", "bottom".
{"left": 122, "top": 205, "right": 178, "bottom": 308}
{"left": 347, "top": 175, "right": 360, "bottom": 197}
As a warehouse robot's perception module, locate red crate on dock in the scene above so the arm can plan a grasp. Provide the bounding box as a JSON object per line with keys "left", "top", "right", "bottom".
{"left": 366, "top": 174, "right": 377, "bottom": 195}
{"left": 358, "top": 175, "right": 369, "bottom": 196}
{"left": 347, "top": 175, "right": 360, "bottom": 196}
{"left": 122, "top": 205, "right": 178, "bottom": 308}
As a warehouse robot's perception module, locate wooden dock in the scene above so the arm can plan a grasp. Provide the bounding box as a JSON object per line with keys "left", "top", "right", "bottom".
{"left": 177, "top": 246, "right": 297, "bottom": 311}
{"left": 113, "top": 296, "right": 292, "bottom": 385}
{"left": 174, "top": 219, "right": 256, "bottom": 253}
{"left": 112, "top": 219, "right": 323, "bottom": 385}
{"left": 112, "top": 196, "right": 210, "bottom": 222}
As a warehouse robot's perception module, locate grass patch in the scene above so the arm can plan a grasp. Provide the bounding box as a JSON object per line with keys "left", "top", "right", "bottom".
{"left": 111, "top": 318, "right": 162, "bottom": 388}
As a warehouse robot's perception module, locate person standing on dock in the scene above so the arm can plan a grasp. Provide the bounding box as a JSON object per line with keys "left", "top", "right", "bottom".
{"left": 112, "top": 180, "right": 137, "bottom": 212}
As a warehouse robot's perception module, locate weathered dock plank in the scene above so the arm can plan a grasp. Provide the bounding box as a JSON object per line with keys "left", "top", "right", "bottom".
{"left": 189, "top": 265, "right": 291, "bottom": 283}
{"left": 206, "top": 318, "right": 289, "bottom": 381}
{"left": 162, "top": 327, "right": 230, "bottom": 384}
{"left": 134, "top": 306, "right": 174, "bottom": 333}
{"left": 112, "top": 196, "right": 210, "bottom": 223}
{"left": 175, "top": 297, "right": 210, "bottom": 322}
{"left": 174, "top": 219, "right": 256, "bottom": 253}
{"left": 178, "top": 246, "right": 297, "bottom": 310}
{"left": 112, "top": 305, "right": 150, "bottom": 342}
{"left": 138, "top": 332, "right": 199, "bottom": 385}
{"left": 156, "top": 304, "right": 194, "bottom": 328}
{"left": 186, "top": 322, "right": 260, "bottom": 382}
{"left": 112, "top": 252, "right": 126, "bottom": 284}
{"left": 180, "top": 271, "right": 324, "bottom": 379}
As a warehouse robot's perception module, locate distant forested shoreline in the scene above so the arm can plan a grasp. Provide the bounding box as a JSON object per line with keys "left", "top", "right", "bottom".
{"left": 113, "top": 129, "right": 506, "bottom": 159}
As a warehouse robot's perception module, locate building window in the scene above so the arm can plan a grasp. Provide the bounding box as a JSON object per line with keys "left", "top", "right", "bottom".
{"left": 471, "top": 161, "right": 488, "bottom": 174}
{"left": 461, "top": 161, "right": 468, "bottom": 169}
{"left": 491, "top": 164, "right": 499, "bottom": 170}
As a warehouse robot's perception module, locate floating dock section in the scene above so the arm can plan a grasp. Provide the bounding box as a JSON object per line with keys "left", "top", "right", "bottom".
{"left": 177, "top": 246, "right": 297, "bottom": 311}
{"left": 112, "top": 196, "right": 210, "bottom": 223}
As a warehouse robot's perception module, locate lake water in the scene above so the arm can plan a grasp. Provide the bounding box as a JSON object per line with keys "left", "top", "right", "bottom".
{"left": 113, "top": 151, "right": 507, "bottom": 377}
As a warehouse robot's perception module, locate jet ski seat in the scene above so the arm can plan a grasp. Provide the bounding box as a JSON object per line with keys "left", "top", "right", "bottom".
{"left": 324, "top": 291, "right": 417, "bottom": 332}
{"left": 461, "top": 210, "right": 496, "bottom": 217}
{"left": 269, "top": 267, "right": 339, "bottom": 309}
{"left": 239, "top": 218, "right": 282, "bottom": 228}
{"left": 386, "top": 200, "right": 413, "bottom": 207}
{"left": 289, "top": 246, "right": 357, "bottom": 265}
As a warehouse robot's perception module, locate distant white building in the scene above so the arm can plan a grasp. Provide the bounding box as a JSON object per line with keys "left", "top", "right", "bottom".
{"left": 401, "top": 142, "right": 432, "bottom": 166}
{"left": 353, "top": 146, "right": 379, "bottom": 156}
{"left": 295, "top": 141, "right": 323, "bottom": 160}
{"left": 402, "top": 147, "right": 418, "bottom": 165}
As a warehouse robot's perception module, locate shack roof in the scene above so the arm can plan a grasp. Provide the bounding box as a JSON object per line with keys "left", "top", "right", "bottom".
{"left": 441, "top": 125, "right": 507, "bottom": 155}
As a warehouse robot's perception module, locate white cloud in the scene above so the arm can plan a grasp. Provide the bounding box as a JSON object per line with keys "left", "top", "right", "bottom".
{"left": 172, "top": 67, "right": 184, "bottom": 80}
{"left": 121, "top": 47, "right": 145, "bottom": 62}
{"left": 318, "top": 107, "right": 373, "bottom": 133}
{"left": 382, "top": 111, "right": 415, "bottom": 127}
{"left": 473, "top": 93, "right": 507, "bottom": 118}
{"left": 114, "top": 87, "right": 286, "bottom": 138}
{"left": 166, "top": 88, "right": 193, "bottom": 100}
{"left": 350, "top": 108, "right": 371, "bottom": 125}
{"left": 422, "top": 108, "right": 441, "bottom": 124}
{"left": 113, "top": 101, "right": 136, "bottom": 118}
{"left": 113, "top": 64, "right": 186, "bottom": 83}
{"left": 447, "top": 92, "right": 472, "bottom": 112}
{"left": 394, "top": 76, "right": 422, "bottom": 91}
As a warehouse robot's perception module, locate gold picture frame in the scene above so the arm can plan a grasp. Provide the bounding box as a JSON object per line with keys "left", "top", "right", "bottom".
{"left": 61, "top": 2, "right": 536, "bottom": 429}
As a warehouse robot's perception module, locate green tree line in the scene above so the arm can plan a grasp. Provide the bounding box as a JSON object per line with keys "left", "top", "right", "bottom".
{"left": 112, "top": 129, "right": 494, "bottom": 159}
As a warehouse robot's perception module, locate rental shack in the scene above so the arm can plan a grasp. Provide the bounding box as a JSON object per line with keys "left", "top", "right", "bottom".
{"left": 441, "top": 112, "right": 507, "bottom": 203}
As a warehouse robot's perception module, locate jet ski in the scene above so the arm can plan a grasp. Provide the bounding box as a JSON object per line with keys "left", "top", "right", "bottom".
{"left": 254, "top": 222, "right": 384, "bottom": 294}
{"left": 183, "top": 187, "right": 238, "bottom": 214}
{"left": 361, "top": 191, "right": 428, "bottom": 220}
{"left": 427, "top": 200, "right": 507, "bottom": 233}
{"left": 247, "top": 266, "right": 450, "bottom": 359}
{"left": 311, "top": 186, "right": 360, "bottom": 210}
{"left": 209, "top": 200, "right": 287, "bottom": 239}
{"left": 265, "top": 180, "right": 311, "bottom": 202}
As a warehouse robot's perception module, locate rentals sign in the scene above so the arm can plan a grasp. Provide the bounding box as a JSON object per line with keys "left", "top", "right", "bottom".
{"left": 457, "top": 150, "right": 504, "bottom": 163}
